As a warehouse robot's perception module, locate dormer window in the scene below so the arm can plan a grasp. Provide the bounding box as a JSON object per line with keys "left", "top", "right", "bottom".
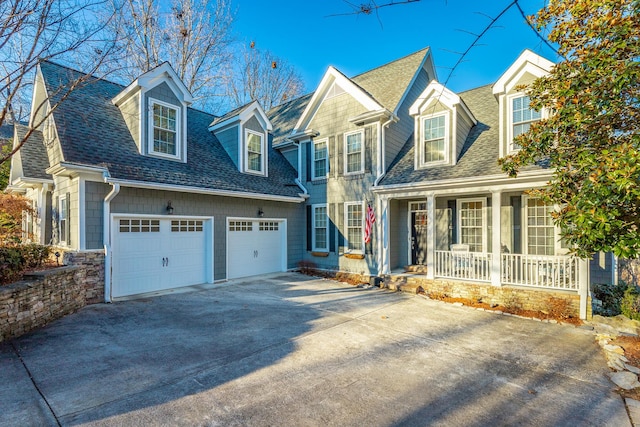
{"left": 345, "top": 130, "right": 364, "bottom": 175}
{"left": 421, "top": 113, "right": 447, "bottom": 164}
{"left": 149, "top": 98, "right": 181, "bottom": 159}
{"left": 245, "top": 129, "right": 265, "bottom": 174}
{"left": 509, "top": 94, "right": 541, "bottom": 152}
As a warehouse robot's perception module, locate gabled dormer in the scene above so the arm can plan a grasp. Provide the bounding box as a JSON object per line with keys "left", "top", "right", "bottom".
{"left": 208, "top": 100, "right": 272, "bottom": 177}
{"left": 409, "top": 81, "right": 476, "bottom": 169}
{"left": 493, "top": 50, "right": 554, "bottom": 158}
{"left": 112, "top": 63, "right": 193, "bottom": 162}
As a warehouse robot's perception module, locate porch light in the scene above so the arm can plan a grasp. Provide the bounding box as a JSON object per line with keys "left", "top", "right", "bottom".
{"left": 166, "top": 201, "right": 174, "bottom": 215}
{"left": 258, "top": 208, "right": 264, "bottom": 217}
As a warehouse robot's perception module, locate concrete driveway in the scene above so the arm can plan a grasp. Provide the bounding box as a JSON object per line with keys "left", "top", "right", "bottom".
{"left": 0, "top": 273, "right": 629, "bottom": 426}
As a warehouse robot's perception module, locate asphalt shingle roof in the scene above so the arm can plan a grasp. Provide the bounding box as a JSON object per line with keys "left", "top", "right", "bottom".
{"left": 268, "top": 93, "right": 312, "bottom": 145}
{"left": 39, "top": 61, "right": 302, "bottom": 198}
{"left": 15, "top": 124, "right": 51, "bottom": 180}
{"left": 380, "top": 84, "right": 546, "bottom": 185}
{"left": 352, "top": 47, "right": 430, "bottom": 112}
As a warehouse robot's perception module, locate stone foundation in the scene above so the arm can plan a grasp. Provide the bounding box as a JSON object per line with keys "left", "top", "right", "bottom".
{"left": 50, "top": 249, "right": 105, "bottom": 304}
{"left": 385, "top": 275, "right": 586, "bottom": 319}
{"left": 0, "top": 267, "right": 85, "bottom": 343}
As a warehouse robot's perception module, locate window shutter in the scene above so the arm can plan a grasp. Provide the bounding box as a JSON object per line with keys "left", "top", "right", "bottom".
{"left": 306, "top": 205, "right": 312, "bottom": 251}
{"left": 448, "top": 200, "right": 457, "bottom": 246}
{"left": 337, "top": 203, "right": 345, "bottom": 252}
{"left": 329, "top": 203, "right": 336, "bottom": 252}
{"left": 337, "top": 134, "right": 344, "bottom": 176}
{"left": 65, "top": 192, "right": 71, "bottom": 245}
{"left": 365, "top": 126, "right": 373, "bottom": 174}
{"left": 306, "top": 141, "right": 312, "bottom": 182}
{"left": 511, "top": 196, "right": 521, "bottom": 254}
{"left": 329, "top": 136, "right": 336, "bottom": 178}
{"left": 53, "top": 195, "right": 59, "bottom": 244}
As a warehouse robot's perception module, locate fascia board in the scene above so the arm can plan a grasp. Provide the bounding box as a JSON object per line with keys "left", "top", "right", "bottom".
{"left": 493, "top": 49, "right": 554, "bottom": 95}
{"left": 393, "top": 48, "right": 432, "bottom": 115}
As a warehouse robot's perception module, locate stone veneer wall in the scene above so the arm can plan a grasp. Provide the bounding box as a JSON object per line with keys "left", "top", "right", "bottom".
{"left": 0, "top": 267, "right": 85, "bottom": 343}
{"left": 51, "top": 249, "right": 105, "bottom": 304}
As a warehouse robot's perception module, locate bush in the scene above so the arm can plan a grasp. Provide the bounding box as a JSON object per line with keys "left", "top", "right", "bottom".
{"left": 0, "top": 244, "right": 53, "bottom": 285}
{"left": 0, "top": 246, "right": 25, "bottom": 285}
{"left": 621, "top": 285, "right": 640, "bottom": 321}
{"left": 592, "top": 282, "right": 628, "bottom": 316}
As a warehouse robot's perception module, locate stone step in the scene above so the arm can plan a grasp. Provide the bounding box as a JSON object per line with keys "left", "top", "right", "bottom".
{"left": 404, "top": 265, "right": 428, "bottom": 274}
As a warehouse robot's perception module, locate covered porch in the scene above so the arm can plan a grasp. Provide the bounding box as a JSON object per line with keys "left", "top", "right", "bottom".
{"left": 374, "top": 176, "right": 590, "bottom": 318}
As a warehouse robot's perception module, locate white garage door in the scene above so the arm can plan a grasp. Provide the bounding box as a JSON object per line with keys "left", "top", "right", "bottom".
{"left": 227, "top": 219, "right": 286, "bottom": 279}
{"left": 111, "top": 217, "right": 211, "bottom": 298}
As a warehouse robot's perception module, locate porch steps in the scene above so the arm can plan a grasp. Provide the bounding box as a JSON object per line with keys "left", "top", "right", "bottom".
{"left": 383, "top": 274, "right": 425, "bottom": 294}
{"left": 404, "top": 265, "right": 428, "bottom": 274}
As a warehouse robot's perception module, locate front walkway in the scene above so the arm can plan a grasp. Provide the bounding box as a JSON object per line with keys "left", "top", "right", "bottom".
{"left": 0, "top": 273, "right": 628, "bottom": 426}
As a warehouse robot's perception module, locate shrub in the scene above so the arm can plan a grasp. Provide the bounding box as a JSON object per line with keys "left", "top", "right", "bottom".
{"left": 22, "top": 243, "right": 51, "bottom": 268}
{"left": 0, "top": 246, "right": 25, "bottom": 285}
{"left": 592, "top": 282, "right": 628, "bottom": 316}
{"left": 621, "top": 285, "right": 640, "bottom": 321}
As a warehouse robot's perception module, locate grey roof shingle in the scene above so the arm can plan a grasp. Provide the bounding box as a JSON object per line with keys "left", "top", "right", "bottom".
{"left": 268, "top": 93, "right": 312, "bottom": 145}
{"left": 39, "top": 61, "right": 302, "bottom": 199}
{"left": 380, "top": 84, "right": 546, "bottom": 185}
{"left": 208, "top": 101, "right": 251, "bottom": 127}
{"left": 352, "top": 47, "right": 430, "bottom": 112}
{"left": 15, "top": 124, "right": 51, "bottom": 180}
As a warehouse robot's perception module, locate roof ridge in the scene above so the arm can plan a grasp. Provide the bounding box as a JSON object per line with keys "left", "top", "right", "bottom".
{"left": 351, "top": 47, "right": 429, "bottom": 79}
{"left": 39, "top": 59, "right": 127, "bottom": 90}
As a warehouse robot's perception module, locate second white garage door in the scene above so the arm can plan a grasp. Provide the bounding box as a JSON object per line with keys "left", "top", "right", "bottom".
{"left": 227, "top": 219, "right": 286, "bottom": 279}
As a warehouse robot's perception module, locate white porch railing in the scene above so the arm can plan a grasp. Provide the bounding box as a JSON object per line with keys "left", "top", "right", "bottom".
{"left": 435, "top": 250, "right": 492, "bottom": 282}
{"left": 501, "top": 253, "right": 580, "bottom": 290}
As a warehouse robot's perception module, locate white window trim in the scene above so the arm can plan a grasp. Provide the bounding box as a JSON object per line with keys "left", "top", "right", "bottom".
{"left": 457, "top": 197, "right": 487, "bottom": 253}
{"left": 344, "top": 201, "right": 364, "bottom": 254}
{"left": 506, "top": 93, "right": 544, "bottom": 154}
{"left": 244, "top": 128, "right": 266, "bottom": 175}
{"left": 311, "top": 138, "right": 329, "bottom": 180}
{"left": 59, "top": 194, "right": 67, "bottom": 246}
{"left": 419, "top": 112, "right": 449, "bottom": 167}
{"left": 521, "top": 195, "right": 567, "bottom": 256}
{"left": 148, "top": 97, "right": 181, "bottom": 160}
{"left": 312, "top": 204, "right": 329, "bottom": 252}
{"left": 343, "top": 129, "right": 365, "bottom": 175}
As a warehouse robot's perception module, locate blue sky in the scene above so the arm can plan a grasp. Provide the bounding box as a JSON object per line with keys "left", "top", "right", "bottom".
{"left": 231, "top": 0, "right": 558, "bottom": 94}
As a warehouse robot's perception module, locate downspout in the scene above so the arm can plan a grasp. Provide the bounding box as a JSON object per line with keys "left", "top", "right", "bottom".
{"left": 293, "top": 141, "right": 308, "bottom": 196}
{"left": 103, "top": 182, "right": 120, "bottom": 303}
{"left": 374, "top": 118, "right": 394, "bottom": 186}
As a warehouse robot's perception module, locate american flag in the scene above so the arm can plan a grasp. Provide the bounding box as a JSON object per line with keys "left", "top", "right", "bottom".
{"left": 364, "top": 203, "right": 376, "bottom": 244}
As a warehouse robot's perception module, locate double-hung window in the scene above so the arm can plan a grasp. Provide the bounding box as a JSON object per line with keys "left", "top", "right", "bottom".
{"left": 151, "top": 100, "right": 178, "bottom": 157}
{"left": 525, "top": 198, "right": 556, "bottom": 255}
{"left": 245, "top": 130, "right": 264, "bottom": 173}
{"left": 312, "top": 204, "right": 328, "bottom": 251}
{"left": 313, "top": 139, "right": 328, "bottom": 179}
{"left": 421, "top": 114, "right": 447, "bottom": 164}
{"left": 345, "top": 202, "right": 363, "bottom": 252}
{"left": 458, "top": 199, "right": 485, "bottom": 252}
{"left": 344, "top": 130, "right": 364, "bottom": 174}
{"left": 510, "top": 95, "right": 541, "bottom": 151}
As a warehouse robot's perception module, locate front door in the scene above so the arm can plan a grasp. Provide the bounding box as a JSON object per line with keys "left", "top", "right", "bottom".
{"left": 411, "top": 208, "right": 428, "bottom": 265}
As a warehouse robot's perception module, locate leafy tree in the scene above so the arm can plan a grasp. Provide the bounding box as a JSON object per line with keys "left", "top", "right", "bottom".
{"left": 500, "top": 0, "right": 640, "bottom": 258}
{"left": 0, "top": 142, "right": 10, "bottom": 190}
{"left": 0, "top": 193, "right": 33, "bottom": 245}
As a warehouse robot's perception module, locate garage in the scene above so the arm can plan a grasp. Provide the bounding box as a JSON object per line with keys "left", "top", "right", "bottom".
{"left": 227, "top": 218, "right": 287, "bottom": 279}
{"left": 111, "top": 216, "right": 213, "bottom": 298}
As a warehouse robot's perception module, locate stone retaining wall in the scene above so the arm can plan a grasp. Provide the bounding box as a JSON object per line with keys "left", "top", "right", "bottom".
{"left": 51, "top": 249, "right": 105, "bottom": 304}
{"left": 0, "top": 267, "right": 85, "bottom": 343}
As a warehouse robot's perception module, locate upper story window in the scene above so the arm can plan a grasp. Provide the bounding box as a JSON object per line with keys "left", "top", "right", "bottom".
{"left": 421, "top": 113, "right": 448, "bottom": 165}
{"left": 245, "top": 129, "right": 265, "bottom": 174}
{"left": 344, "top": 130, "right": 364, "bottom": 175}
{"left": 149, "top": 98, "right": 181, "bottom": 159}
{"left": 509, "top": 95, "right": 541, "bottom": 151}
{"left": 312, "top": 139, "right": 328, "bottom": 180}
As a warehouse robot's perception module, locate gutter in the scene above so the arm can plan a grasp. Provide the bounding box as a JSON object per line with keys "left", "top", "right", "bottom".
{"left": 293, "top": 141, "right": 309, "bottom": 196}
{"left": 103, "top": 181, "right": 120, "bottom": 303}
{"left": 374, "top": 117, "right": 395, "bottom": 186}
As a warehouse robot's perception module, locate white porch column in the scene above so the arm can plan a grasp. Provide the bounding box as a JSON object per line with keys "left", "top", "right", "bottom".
{"left": 491, "top": 190, "right": 502, "bottom": 286}
{"left": 377, "top": 196, "right": 390, "bottom": 275}
{"left": 579, "top": 258, "right": 590, "bottom": 320}
{"left": 426, "top": 193, "right": 435, "bottom": 280}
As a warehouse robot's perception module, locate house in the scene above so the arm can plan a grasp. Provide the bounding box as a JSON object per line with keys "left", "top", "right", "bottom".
{"left": 8, "top": 48, "right": 615, "bottom": 317}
